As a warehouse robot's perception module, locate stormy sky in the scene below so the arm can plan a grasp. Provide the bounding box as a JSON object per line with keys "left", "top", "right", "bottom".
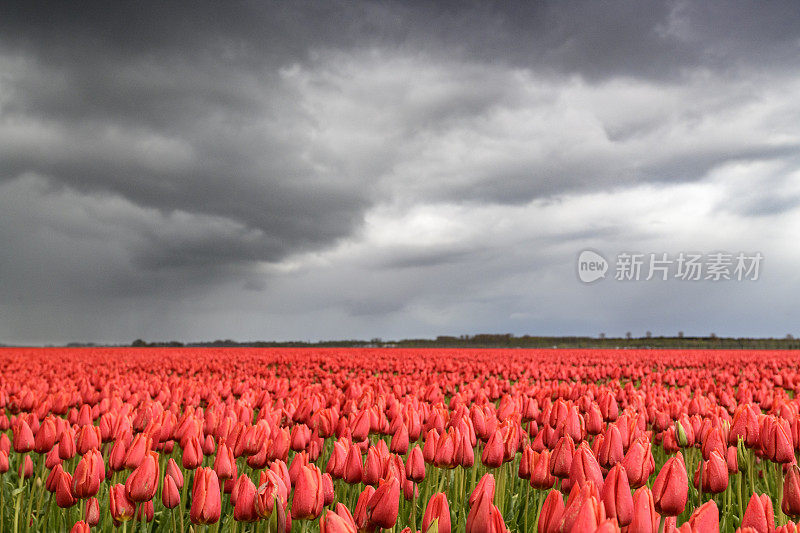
{"left": 1, "top": 1, "right": 799, "bottom": 345}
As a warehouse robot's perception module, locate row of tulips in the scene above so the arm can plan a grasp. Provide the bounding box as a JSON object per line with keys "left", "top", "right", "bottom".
{"left": 1, "top": 347, "right": 800, "bottom": 532}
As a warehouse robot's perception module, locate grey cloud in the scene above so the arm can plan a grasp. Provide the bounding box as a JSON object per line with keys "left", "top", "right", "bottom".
{"left": 1, "top": 1, "right": 800, "bottom": 344}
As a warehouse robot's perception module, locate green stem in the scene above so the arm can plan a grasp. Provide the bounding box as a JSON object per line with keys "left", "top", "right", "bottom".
{"left": 524, "top": 483, "right": 530, "bottom": 533}
{"left": 13, "top": 456, "right": 25, "bottom": 533}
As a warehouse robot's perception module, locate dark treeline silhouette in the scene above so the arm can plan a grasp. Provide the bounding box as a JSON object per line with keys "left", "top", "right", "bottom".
{"left": 120, "top": 334, "right": 800, "bottom": 350}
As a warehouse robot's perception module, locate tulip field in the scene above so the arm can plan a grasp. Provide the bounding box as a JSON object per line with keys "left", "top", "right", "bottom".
{"left": 2, "top": 348, "right": 800, "bottom": 532}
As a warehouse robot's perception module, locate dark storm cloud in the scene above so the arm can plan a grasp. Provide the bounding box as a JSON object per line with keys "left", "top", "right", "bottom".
{"left": 1, "top": 1, "right": 800, "bottom": 344}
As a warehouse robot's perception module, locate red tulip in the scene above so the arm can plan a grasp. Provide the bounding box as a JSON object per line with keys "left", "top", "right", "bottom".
{"left": 34, "top": 416, "right": 58, "bottom": 454}
{"left": 135, "top": 500, "right": 154, "bottom": 522}
{"left": 550, "top": 436, "right": 575, "bottom": 478}
{"left": 343, "top": 445, "right": 363, "bottom": 485}
{"left": 108, "top": 483, "right": 135, "bottom": 522}
{"left": 537, "top": 490, "right": 565, "bottom": 533}
{"left": 162, "top": 474, "right": 181, "bottom": 509}
{"left": 621, "top": 437, "right": 655, "bottom": 488}
{"left": 628, "top": 486, "right": 659, "bottom": 533}
{"left": 741, "top": 492, "right": 775, "bottom": 532}
{"left": 784, "top": 465, "right": 800, "bottom": 517}
{"left": 684, "top": 500, "right": 719, "bottom": 531}
{"left": 730, "top": 404, "right": 760, "bottom": 447}
{"left": 233, "top": 476, "right": 259, "bottom": 522}
{"left": 125, "top": 450, "right": 159, "bottom": 502}
{"left": 84, "top": 497, "right": 100, "bottom": 527}
{"left": 693, "top": 449, "right": 728, "bottom": 494}
{"left": 570, "top": 441, "right": 604, "bottom": 491}
{"left": 182, "top": 435, "right": 204, "bottom": 470}
{"left": 468, "top": 473, "right": 496, "bottom": 533}
{"left": 323, "top": 472, "right": 335, "bottom": 506}
{"left": 213, "top": 439, "right": 237, "bottom": 480}
{"left": 601, "top": 463, "right": 633, "bottom": 527}
{"left": 70, "top": 521, "right": 90, "bottom": 533}
{"left": 422, "top": 492, "right": 451, "bottom": 533}
{"left": 367, "top": 476, "right": 400, "bottom": 529}
{"left": 406, "top": 445, "right": 426, "bottom": 482}
{"left": 12, "top": 419, "right": 35, "bottom": 453}
{"left": 56, "top": 469, "right": 78, "bottom": 508}
{"left": 190, "top": 467, "right": 222, "bottom": 524}
{"left": 531, "top": 449, "right": 557, "bottom": 489}
{"left": 18, "top": 454, "right": 34, "bottom": 479}
{"left": 292, "top": 463, "right": 325, "bottom": 520}
{"left": 354, "top": 485, "right": 377, "bottom": 532}
{"left": 560, "top": 482, "right": 604, "bottom": 532}
{"left": 598, "top": 424, "right": 625, "bottom": 468}
{"left": 72, "top": 448, "right": 105, "bottom": 498}
{"left": 321, "top": 503, "right": 358, "bottom": 533}
{"left": 75, "top": 425, "right": 101, "bottom": 455}
{"left": 255, "top": 469, "right": 289, "bottom": 518}
{"left": 166, "top": 457, "right": 184, "bottom": 489}
{"left": 652, "top": 454, "right": 688, "bottom": 516}
{"left": 761, "top": 416, "right": 794, "bottom": 464}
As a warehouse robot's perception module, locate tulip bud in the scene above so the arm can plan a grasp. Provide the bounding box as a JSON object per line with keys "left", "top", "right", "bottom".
{"left": 737, "top": 437, "right": 750, "bottom": 474}
{"left": 628, "top": 486, "right": 659, "bottom": 533}
{"left": 125, "top": 450, "right": 160, "bottom": 502}
{"left": 323, "top": 473, "right": 335, "bottom": 506}
{"left": 182, "top": 435, "right": 204, "bottom": 470}
{"left": 72, "top": 448, "right": 104, "bottom": 499}
{"left": 162, "top": 474, "right": 180, "bottom": 509}
{"left": 135, "top": 500, "right": 154, "bottom": 522}
{"left": 741, "top": 492, "right": 775, "bottom": 532}
{"left": 255, "top": 469, "right": 289, "bottom": 519}
{"left": 406, "top": 445, "right": 426, "bottom": 483}
{"left": 601, "top": 464, "right": 633, "bottom": 527}
{"left": 12, "top": 419, "right": 35, "bottom": 453}
{"left": 190, "top": 467, "right": 222, "bottom": 524}
{"left": 676, "top": 421, "right": 688, "bottom": 448}
{"left": 34, "top": 416, "right": 58, "bottom": 454}
{"left": 570, "top": 442, "right": 604, "bottom": 492}
{"left": 652, "top": 454, "right": 688, "bottom": 516}
{"left": 292, "top": 464, "right": 325, "bottom": 520}
{"left": 70, "top": 521, "right": 90, "bottom": 533}
{"left": 467, "top": 473, "right": 495, "bottom": 533}
{"left": 354, "top": 485, "right": 376, "bottom": 532}
{"left": 693, "top": 450, "right": 728, "bottom": 494}
{"left": 418, "top": 492, "right": 449, "bottom": 533}
{"left": 320, "top": 503, "right": 358, "bottom": 533}
{"left": 213, "top": 439, "right": 237, "bottom": 481}
{"left": 482, "top": 429, "right": 505, "bottom": 469}
{"left": 84, "top": 497, "right": 100, "bottom": 527}
{"left": 343, "top": 445, "right": 363, "bottom": 485}
{"left": 233, "top": 476, "right": 258, "bottom": 522}
{"left": 785, "top": 465, "right": 800, "bottom": 517}
{"left": 550, "top": 436, "right": 575, "bottom": 479}
{"left": 537, "top": 490, "right": 565, "bottom": 533}
{"left": 55, "top": 469, "right": 77, "bottom": 508}
{"left": 367, "top": 476, "right": 400, "bottom": 529}
{"left": 166, "top": 457, "right": 184, "bottom": 489}
{"left": 621, "top": 437, "right": 655, "bottom": 488}
{"left": 685, "top": 500, "right": 719, "bottom": 531}
{"left": 18, "top": 455, "right": 34, "bottom": 479}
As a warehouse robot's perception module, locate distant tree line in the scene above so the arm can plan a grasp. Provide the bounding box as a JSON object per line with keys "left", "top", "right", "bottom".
{"left": 121, "top": 333, "right": 800, "bottom": 350}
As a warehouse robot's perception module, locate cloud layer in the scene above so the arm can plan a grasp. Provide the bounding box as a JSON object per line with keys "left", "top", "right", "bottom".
{"left": 1, "top": 1, "right": 799, "bottom": 344}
